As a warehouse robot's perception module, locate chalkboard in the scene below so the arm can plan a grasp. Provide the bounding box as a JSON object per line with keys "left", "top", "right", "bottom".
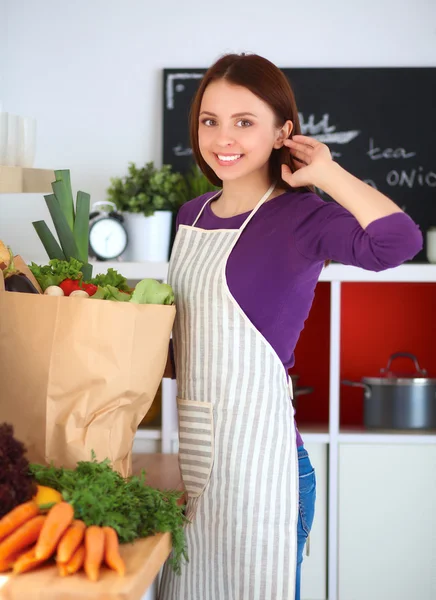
{"left": 163, "top": 67, "right": 436, "bottom": 262}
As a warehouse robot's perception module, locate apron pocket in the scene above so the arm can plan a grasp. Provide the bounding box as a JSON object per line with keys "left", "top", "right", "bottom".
{"left": 177, "top": 397, "right": 215, "bottom": 522}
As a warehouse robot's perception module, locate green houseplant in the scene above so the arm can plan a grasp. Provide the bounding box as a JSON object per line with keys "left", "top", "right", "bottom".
{"left": 106, "top": 162, "right": 219, "bottom": 261}
{"left": 107, "top": 162, "right": 186, "bottom": 218}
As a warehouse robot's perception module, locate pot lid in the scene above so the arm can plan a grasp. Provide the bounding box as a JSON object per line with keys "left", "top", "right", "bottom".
{"left": 366, "top": 352, "right": 436, "bottom": 385}
{"left": 362, "top": 376, "right": 436, "bottom": 386}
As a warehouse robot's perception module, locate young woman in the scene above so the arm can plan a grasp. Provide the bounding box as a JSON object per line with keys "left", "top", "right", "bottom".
{"left": 159, "top": 53, "right": 422, "bottom": 600}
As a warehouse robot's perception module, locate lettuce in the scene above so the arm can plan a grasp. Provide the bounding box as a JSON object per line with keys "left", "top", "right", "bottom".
{"left": 90, "top": 285, "right": 131, "bottom": 302}
{"left": 90, "top": 268, "right": 130, "bottom": 292}
{"left": 29, "top": 258, "right": 83, "bottom": 291}
{"left": 129, "top": 279, "right": 174, "bottom": 305}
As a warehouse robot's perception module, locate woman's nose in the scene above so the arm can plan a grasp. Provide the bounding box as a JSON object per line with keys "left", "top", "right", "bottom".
{"left": 214, "top": 126, "right": 235, "bottom": 147}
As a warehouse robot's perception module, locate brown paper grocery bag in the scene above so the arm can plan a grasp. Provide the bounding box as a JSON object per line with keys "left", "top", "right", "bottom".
{"left": 0, "top": 291, "right": 175, "bottom": 476}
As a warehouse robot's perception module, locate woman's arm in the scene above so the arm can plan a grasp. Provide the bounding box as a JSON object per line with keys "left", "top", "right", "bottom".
{"left": 282, "top": 135, "right": 402, "bottom": 229}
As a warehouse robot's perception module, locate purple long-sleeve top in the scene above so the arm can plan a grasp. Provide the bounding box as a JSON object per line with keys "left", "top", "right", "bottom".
{"left": 173, "top": 189, "right": 423, "bottom": 445}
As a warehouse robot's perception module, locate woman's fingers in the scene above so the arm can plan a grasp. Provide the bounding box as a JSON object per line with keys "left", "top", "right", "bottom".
{"left": 289, "top": 134, "right": 318, "bottom": 148}
{"left": 289, "top": 149, "right": 308, "bottom": 165}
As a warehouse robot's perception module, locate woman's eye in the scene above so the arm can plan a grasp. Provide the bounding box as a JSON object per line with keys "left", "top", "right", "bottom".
{"left": 201, "top": 118, "right": 216, "bottom": 126}
{"left": 236, "top": 119, "right": 252, "bottom": 127}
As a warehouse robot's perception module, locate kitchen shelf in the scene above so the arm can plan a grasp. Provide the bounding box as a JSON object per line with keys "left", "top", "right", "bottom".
{"left": 338, "top": 427, "right": 436, "bottom": 444}
{"left": 319, "top": 262, "right": 436, "bottom": 282}
{"left": 0, "top": 166, "right": 55, "bottom": 193}
{"left": 90, "top": 260, "right": 169, "bottom": 281}
{"left": 298, "top": 424, "right": 330, "bottom": 443}
{"left": 90, "top": 261, "right": 436, "bottom": 283}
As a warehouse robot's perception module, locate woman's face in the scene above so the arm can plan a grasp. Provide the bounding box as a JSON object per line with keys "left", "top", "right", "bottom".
{"left": 198, "top": 79, "right": 289, "bottom": 183}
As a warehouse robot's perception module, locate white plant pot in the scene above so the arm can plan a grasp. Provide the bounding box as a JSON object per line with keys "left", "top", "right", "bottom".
{"left": 123, "top": 210, "right": 173, "bottom": 262}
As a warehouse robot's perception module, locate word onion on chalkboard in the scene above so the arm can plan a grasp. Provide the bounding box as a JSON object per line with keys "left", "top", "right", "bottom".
{"left": 163, "top": 67, "right": 436, "bottom": 262}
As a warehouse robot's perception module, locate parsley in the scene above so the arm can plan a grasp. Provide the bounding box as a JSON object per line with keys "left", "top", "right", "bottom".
{"left": 29, "top": 454, "right": 188, "bottom": 573}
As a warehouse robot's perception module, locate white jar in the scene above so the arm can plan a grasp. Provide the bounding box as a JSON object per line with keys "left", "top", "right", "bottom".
{"left": 426, "top": 227, "right": 436, "bottom": 264}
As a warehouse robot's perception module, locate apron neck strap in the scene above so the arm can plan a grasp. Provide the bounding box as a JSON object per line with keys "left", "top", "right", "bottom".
{"left": 239, "top": 181, "right": 276, "bottom": 231}
{"left": 192, "top": 181, "right": 277, "bottom": 229}
{"left": 192, "top": 190, "right": 222, "bottom": 227}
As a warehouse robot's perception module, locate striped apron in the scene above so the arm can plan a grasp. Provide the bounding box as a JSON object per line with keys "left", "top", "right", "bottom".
{"left": 158, "top": 183, "right": 298, "bottom": 600}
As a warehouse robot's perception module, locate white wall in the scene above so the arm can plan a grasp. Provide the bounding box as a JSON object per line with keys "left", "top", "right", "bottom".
{"left": 1, "top": 0, "right": 436, "bottom": 262}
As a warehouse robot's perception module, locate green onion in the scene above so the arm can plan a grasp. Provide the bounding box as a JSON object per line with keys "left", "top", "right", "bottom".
{"left": 32, "top": 170, "right": 93, "bottom": 279}
{"left": 32, "top": 221, "right": 65, "bottom": 260}
{"left": 74, "top": 191, "right": 91, "bottom": 263}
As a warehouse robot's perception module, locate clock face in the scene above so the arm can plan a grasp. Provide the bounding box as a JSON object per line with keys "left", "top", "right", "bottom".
{"left": 89, "top": 218, "right": 128, "bottom": 260}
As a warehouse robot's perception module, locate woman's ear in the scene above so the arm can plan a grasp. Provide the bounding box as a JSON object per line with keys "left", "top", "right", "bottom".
{"left": 273, "top": 120, "right": 294, "bottom": 149}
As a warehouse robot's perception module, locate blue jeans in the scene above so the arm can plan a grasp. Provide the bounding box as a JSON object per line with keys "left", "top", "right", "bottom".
{"left": 296, "top": 446, "right": 316, "bottom": 600}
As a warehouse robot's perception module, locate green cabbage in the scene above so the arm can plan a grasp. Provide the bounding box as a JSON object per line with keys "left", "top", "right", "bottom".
{"left": 130, "top": 279, "right": 174, "bottom": 305}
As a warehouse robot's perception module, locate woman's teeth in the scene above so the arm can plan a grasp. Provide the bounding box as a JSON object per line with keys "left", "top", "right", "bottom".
{"left": 217, "top": 154, "right": 241, "bottom": 162}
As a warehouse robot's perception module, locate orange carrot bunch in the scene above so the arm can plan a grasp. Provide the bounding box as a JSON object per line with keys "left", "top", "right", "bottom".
{"left": 0, "top": 500, "right": 126, "bottom": 581}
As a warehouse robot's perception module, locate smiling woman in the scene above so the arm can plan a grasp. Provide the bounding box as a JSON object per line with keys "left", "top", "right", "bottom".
{"left": 158, "top": 52, "right": 422, "bottom": 600}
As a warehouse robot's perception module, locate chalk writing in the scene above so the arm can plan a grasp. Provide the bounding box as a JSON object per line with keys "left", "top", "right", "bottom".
{"left": 367, "top": 138, "right": 416, "bottom": 160}
{"left": 299, "top": 113, "right": 360, "bottom": 145}
{"left": 386, "top": 168, "right": 436, "bottom": 188}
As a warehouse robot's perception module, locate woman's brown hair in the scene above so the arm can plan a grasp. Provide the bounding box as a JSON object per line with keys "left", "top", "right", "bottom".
{"left": 189, "top": 52, "right": 305, "bottom": 189}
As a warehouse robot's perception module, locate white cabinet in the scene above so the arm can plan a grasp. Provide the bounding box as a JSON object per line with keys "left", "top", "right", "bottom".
{"left": 338, "top": 443, "right": 436, "bottom": 600}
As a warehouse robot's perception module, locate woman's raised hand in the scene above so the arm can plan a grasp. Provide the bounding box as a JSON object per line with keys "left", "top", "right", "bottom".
{"left": 281, "top": 135, "right": 333, "bottom": 188}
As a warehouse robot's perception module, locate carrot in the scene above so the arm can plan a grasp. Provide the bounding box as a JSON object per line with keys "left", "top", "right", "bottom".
{"left": 84, "top": 526, "right": 105, "bottom": 582}
{"left": 58, "top": 562, "right": 69, "bottom": 577}
{"left": 103, "top": 526, "right": 125, "bottom": 576}
{"left": 56, "top": 519, "right": 86, "bottom": 564}
{"left": 0, "top": 551, "right": 20, "bottom": 573}
{"left": 12, "top": 546, "right": 47, "bottom": 574}
{"left": 65, "top": 544, "right": 85, "bottom": 575}
{"left": 0, "top": 515, "right": 46, "bottom": 562}
{"left": 34, "top": 501, "right": 74, "bottom": 560}
{"left": 0, "top": 501, "right": 39, "bottom": 543}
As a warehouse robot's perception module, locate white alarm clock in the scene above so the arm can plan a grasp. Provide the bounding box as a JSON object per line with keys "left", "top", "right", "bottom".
{"left": 88, "top": 201, "right": 128, "bottom": 261}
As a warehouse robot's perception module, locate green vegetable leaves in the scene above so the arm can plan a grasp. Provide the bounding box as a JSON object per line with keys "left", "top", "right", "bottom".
{"left": 91, "top": 285, "right": 131, "bottom": 302}
{"left": 130, "top": 279, "right": 174, "bottom": 305}
{"left": 89, "top": 268, "right": 130, "bottom": 291}
{"left": 29, "top": 258, "right": 83, "bottom": 291}
{"left": 29, "top": 455, "right": 188, "bottom": 573}
{"left": 28, "top": 261, "right": 175, "bottom": 306}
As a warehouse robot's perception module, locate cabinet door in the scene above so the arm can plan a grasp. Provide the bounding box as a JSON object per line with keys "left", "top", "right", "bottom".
{"left": 300, "top": 442, "right": 328, "bottom": 600}
{"left": 339, "top": 443, "right": 436, "bottom": 600}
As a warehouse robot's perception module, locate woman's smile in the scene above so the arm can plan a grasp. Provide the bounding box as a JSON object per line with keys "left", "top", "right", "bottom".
{"left": 214, "top": 152, "right": 244, "bottom": 166}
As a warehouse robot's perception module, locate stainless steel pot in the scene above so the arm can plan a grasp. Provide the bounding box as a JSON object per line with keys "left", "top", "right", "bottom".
{"left": 342, "top": 352, "right": 436, "bottom": 430}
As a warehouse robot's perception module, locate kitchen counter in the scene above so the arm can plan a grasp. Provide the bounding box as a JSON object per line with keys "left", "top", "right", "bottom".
{"left": 0, "top": 454, "right": 183, "bottom": 600}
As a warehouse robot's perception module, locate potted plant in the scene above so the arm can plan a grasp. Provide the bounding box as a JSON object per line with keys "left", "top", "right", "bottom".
{"left": 107, "top": 161, "right": 186, "bottom": 261}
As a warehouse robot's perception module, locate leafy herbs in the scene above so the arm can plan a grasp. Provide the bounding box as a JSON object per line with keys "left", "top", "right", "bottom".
{"left": 29, "top": 258, "right": 83, "bottom": 291}
{"left": 89, "top": 268, "right": 130, "bottom": 292}
{"left": 0, "top": 424, "right": 37, "bottom": 518}
{"left": 29, "top": 455, "right": 188, "bottom": 573}
{"left": 91, "top": 285, "right": 131, "bottom": 302}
